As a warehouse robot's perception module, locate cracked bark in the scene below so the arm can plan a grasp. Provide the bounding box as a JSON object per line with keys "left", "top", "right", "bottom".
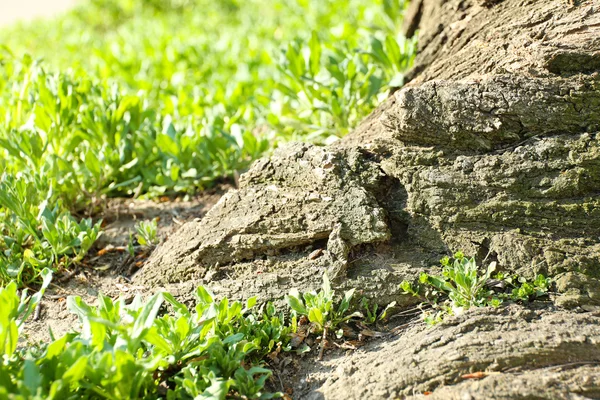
{"left": 133, "top": 0, "right": 600, "bottom": 397}
{"left": 136, "top": 0, "right": 600, "bottom": 310}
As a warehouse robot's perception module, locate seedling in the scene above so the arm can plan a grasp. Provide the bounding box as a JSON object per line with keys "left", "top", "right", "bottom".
{"left": 360, "top": 297, "right": 397, "bottom": 325}
{"left": 401, "top": 252, "right": 552, "bottom": 324}
{"left": 135, "top": 218, "right": 159, "bottom": 247}
{"left": 287, "top": 273, "right": 359, "bottom": 359}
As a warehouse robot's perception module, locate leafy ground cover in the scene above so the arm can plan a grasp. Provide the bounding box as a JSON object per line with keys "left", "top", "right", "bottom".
{"left": 0, "top": 270, "right": 387, "bottom": 399}
{"left": 1, "top": 257, "right": 553, "bottom": 399}
{"left": 401, "top": 253, "right": 552, "bottom": 325}
{"left": 0, "top": 0, "right": 415, "bottom": 286}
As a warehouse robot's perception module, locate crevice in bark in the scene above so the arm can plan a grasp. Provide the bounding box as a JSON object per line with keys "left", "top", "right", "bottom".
{"left": 134, "top": 1, "right": 600, "bottom": 396}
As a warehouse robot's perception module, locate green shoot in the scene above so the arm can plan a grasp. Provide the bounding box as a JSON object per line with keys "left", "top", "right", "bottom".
{"left": 400, "top": 252, "right": 552, "bottom": 324}
{"left": 135, "top": 219, "right": 159, "bottom": 247}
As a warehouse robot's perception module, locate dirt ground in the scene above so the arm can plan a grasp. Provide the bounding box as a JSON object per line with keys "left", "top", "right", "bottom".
{"left": 0, "top": 0, "right": 78, "bottom": 27}
{"left": 22, "top": 186, "right": 229, "bottom": 345}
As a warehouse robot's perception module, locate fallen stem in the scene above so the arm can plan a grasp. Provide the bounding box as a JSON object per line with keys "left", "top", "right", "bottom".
{"left": 318, "top": 326, "right": 328, "bottom": 361}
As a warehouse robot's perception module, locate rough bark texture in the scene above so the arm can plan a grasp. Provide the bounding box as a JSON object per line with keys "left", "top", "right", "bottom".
{"left": 134, "top": 142, "right": 434, "bottom": 308}
{"left": 136, "top": 0, "right": 600, "bottom": 309}
{"left": 307, "top": 305, "right": 600, "bottom": 399}
{"left": 135, "top": 0, "right": 600, "bottom": 397}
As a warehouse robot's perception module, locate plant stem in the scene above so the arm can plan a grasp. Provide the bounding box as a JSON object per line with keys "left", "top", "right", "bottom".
{"left": 318, "top": 326, "right": 328, "bottom": 361}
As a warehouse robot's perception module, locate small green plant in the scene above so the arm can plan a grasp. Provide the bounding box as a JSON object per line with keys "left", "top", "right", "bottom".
{"left": 401, "top": 252, "right": 551, "bottom": 324}
{"left": 0, "top": 173, "right": 102, "bottom": 287}
{"left": 127, "top": 232, "right": 136, "bottom": 256}
{"left": 286, "top": 273, "right": 359, "bottom": 358}
{"left": 496, "top": 272, "right": 551, "bottom": 302}
{"left": 286, "top": 273, "right": 356, "bottom": 334}
{"left": 0, "top": 269, "right": 52, "bottom": 358}
{"left": 135, "top": 218, "right": 159, "bottom": 247}
{"left": 360, "top": 297, "right": 396, "bottom": 325}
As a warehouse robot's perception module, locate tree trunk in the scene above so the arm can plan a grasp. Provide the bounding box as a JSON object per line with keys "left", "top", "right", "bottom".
{"left": 338, "top": 0, "right": 600, "bottom": 311}
{"left": 134, "top": 1, "right": 600, "bottom": 397}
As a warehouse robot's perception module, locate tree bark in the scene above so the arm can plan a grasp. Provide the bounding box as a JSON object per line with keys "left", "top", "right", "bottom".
{"left": 136, "top": 0, "right": 600, "bottom": 311}
{"left": 133, "top": 0, "right": 600, "bottom": 397}
{"left": 338, "top": 0, "right": 600, "bottom": 310}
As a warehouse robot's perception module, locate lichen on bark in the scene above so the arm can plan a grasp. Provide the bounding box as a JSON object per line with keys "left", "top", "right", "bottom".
{"left": 135, "top": 1, "right": 600, "bottom": 396}
{"left": 136, "top": 0, "right": 600, "bottom": 311}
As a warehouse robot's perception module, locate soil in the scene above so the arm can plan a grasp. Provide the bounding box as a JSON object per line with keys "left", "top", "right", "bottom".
{"left": 22, "top": 186, "right": 230, "bottom": 345}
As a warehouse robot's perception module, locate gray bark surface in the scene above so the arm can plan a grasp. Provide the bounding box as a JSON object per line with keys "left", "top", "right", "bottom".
{"left": 314, "top": 306, "right": 600, "bottom": 399}
{"left": 134, "top": 0, "right": 600, "bottom": 397}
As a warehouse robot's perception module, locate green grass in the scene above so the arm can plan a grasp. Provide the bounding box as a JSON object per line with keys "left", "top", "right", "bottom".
{"left": 1, "top": 271, "right": 384, "bottom": 399}
{"left": 0, "top": 0, "right": 415, "bottom": 286}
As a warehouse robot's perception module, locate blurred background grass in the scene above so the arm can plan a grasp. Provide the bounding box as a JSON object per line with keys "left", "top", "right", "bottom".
{"left": 0, "top": 0, "right": 78, "bottom": 26}
{"left": 0, "top": 0, "right": 415, "bottom": 285}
